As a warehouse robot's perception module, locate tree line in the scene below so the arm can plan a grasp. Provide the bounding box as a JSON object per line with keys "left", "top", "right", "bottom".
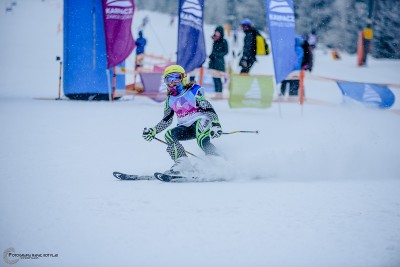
{"left": 136, "top": 0, "right": 400, "bottom": 59}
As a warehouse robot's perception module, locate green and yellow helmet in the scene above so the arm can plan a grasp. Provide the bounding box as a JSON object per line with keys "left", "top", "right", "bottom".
{"left": 163, "top": 64, "right": 187, "bottom": 86}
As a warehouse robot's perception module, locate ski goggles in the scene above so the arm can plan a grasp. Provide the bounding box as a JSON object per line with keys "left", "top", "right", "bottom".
{"left": 164, "top": 73, "right": 182, "bottom": 85}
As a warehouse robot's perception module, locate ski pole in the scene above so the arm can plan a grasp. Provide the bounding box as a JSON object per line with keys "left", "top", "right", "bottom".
{"left": 153, "top": 131, "right": 258, "bottom": 158}
{"left": 56, "top": 56, "right": 62, "bottom": 100}
{"left": 153, "top": 137, "right": 199, "bottom": 158}
{"left": 222, "top": 130, "right": 259, "bottom": 135}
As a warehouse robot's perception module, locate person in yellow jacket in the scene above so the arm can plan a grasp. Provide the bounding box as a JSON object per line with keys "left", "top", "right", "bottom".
{"left": 362, "top": 24, "right": 373, "bottom": 65}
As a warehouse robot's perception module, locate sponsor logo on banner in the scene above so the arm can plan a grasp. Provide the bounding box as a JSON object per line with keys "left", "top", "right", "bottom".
{"left": 243, "top": 79, "right": 263, "bottom": 105}
{"left": 106, "top": 0, "right": 133, "bottom": 7}
{"left": 104, "top": 0, "right": 134, "bottom": 20}
{"left": 362, "top": 84, "right": 381, "bottom": 104}
{"left": 268, "top": 0, "right": 295, "bottom": 27}
{"left": 180, "top": 0, "right": 203, "bottom": 31}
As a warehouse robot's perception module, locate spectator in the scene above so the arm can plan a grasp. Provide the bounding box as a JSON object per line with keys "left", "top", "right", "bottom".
{"left": 362, "top": 23, "right": 373, "bottom": 65}
{"left": 209, "top": 26, "right": 229, "bottom": 98}
{"left": 135, "top": 31, "right": 147, "bottom": 68}
{"left": 331, "top": 48, "right": 341, "bottom": 60}
{"left": 307, "top": 30, "right": 317, "bottom": 51}
{"left": 141, "top": 16, "right": 149, "bottom": 29}
{"left": 135, "top": 31, "right": 147, "bottom": 55}
{"left": 169, "top": 14, "right": 175, "bottom": 26}
{"left": 301, "top": 40, "right": 313, "bottom": 72}
{"left": 233, "top": 27, "right": 238, "bottom": 45}
{"left": 280, "top": 36, "right": 304, "bottom": 96}
{"left": 239, "top": 19, "right": 257, "bottom": 74}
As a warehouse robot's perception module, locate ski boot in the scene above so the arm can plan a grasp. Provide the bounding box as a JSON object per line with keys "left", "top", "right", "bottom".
{"left": 164, "top": 156, "right": 192, "bottom": 176}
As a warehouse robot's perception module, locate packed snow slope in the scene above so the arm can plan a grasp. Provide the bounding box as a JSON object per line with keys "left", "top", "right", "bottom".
{"left": 0, "top": 1, "right": 399, "bottom": 267}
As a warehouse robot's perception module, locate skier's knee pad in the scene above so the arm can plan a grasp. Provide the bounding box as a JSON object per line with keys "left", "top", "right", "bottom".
{"left": 195, "top": 119, "right": 211, "bottom": 150}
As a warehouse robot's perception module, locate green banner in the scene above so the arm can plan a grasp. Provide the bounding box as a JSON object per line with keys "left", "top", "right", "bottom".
{"left": 229, "top": 74, "right": 275, "bottom": 108}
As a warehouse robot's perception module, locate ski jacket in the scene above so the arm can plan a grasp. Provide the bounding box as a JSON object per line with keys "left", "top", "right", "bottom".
{"left": 153, "top": 83, "right": 220, "bottom": 132}
{"left": 294, "top": 37, "right": 304, "bottom": 71}
{"left": 242, "top": 27, "right": 257, "bottom": 61}
{"left": 209, "top": 26, "right": 229, "bottom": 72}
{"left": 301, "top": 40, "right": 313, "bottom": 71}
{"left": 135, "top": 37, "right": 147, "bottom": 55}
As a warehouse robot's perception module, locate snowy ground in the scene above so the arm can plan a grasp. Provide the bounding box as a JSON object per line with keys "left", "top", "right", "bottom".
{"left": 1, "top": 1, "right": 400, "bottom": 267}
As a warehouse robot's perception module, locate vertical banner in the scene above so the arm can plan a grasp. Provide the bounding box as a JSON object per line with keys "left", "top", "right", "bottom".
{"left": 64, "top": 0, "right": 109, "bottom": 98}
{"left": 177, "top": 0, "right": 206, "bottom": 73}
{"left": 102, "top": 0, "right": 136, "bottom": 68}
{"left": 337, "top": 82, "right": 395, "bottom": 109}
{"left": 265, "top": 0, "right": 296, "bottom": 84}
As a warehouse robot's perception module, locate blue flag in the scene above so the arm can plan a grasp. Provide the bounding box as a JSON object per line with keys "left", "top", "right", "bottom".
{"left": 177, "top": 0, "right": 206, "bottom": 73}
{"left": 265, "top": 0, "right": 296, "bottom": 84}
{"left": 337, "top": 82, "right": 395, "bottom": 109}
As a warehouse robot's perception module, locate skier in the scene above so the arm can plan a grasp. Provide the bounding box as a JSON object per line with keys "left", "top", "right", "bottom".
{"left": 142, "top": 65, "right": 223, "bottom": 175}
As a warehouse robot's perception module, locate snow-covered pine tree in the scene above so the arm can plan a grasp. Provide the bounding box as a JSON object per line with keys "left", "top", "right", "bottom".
{"left": 136, "top": 0, "right": 399, "bottom": 58}
{"left": 333, "top": 0, "right": 367, "bottom": 53}
{"left": 293, "top": 0, "right": 335, "bottom": 42}
{"left": 371, "top": 0, "right": 400, "bottom": 59}
{"left": 235, "top": 0, "right": 267, "bottom": 31}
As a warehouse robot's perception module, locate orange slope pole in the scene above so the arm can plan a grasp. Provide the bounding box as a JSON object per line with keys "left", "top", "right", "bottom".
{"left": 299, "top": 69, "right": 305, "bottom": 105}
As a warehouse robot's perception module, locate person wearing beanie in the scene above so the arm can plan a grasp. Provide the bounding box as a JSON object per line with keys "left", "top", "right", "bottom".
{"left": 239, "top": 19, "right": 257, "bottom": 74}
{"left": 208, "top": 26, "right": 229, "bottom": 98}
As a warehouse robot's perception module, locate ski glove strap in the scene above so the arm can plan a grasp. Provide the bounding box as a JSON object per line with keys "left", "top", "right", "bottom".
{"left": 143, "top": 127, "right": 156, "bottom": 142}
{"left": 210, "top": 121, "right": 222, "bottom": 139}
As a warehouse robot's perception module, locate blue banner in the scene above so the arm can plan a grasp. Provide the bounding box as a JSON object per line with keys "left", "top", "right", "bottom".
{"left": 64, "top": 0, "right": 108, "bottom": 95}
{"left": 265, "top": 0, "right": 296, "bottom": 84}
{"left": 337, "top": 82, "right": 395, "bottom": 109}
{"left": 177, "top": 0, "right": 206, "bottom": 73}
{"left": 64, "top": 0, "right": 127, "bottom": 98}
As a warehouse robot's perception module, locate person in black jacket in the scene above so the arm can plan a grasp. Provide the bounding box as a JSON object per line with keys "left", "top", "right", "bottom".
{"left": 239, "top": 19, "right": 257, "bottom": 74}
{"left": 209, "top": 26, "right": 229, "bottom": 97}
{"left": 301, "top": 40, "right": 313, "bottom": 72}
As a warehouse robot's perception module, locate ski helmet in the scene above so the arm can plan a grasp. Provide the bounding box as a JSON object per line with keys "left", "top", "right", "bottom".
{"left": 163, "top": 65, "right": 187, "bottom": 86}
{"left": 241, "top": 19, "right": 252, "bottom": 26}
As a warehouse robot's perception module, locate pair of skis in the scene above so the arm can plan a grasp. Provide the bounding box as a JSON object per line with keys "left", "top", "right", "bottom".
{"left": 113, "top": 130, "right": 259, "bottom": 182}
{"left": 113, "top": 171, "right": 197, "bottom": 182}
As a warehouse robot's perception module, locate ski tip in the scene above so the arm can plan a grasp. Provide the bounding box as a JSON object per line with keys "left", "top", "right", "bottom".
{"left": 154, "top": 172, "right": 171, "bottom": 182}
{"left": 113, "top": 171, "right": 123, "bottom": 180}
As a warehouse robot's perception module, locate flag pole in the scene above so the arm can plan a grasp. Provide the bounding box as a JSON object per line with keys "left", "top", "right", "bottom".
{"left": 112, "top": 66, "right": 116, "bottom": 101}
{"left": 199, "top": 67, "right": 204, "bottom": 86}
{"left": 133, "top": 53, "right": 138, "bottom": 91}
{"left": 106, "top": 69, "right": 112, "bottom": 102}
{"left": 56, "top": 56, "right": 62, "bottom": 100}
{"left": 299, "top": 69, "right": 304, "bottom": 105}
